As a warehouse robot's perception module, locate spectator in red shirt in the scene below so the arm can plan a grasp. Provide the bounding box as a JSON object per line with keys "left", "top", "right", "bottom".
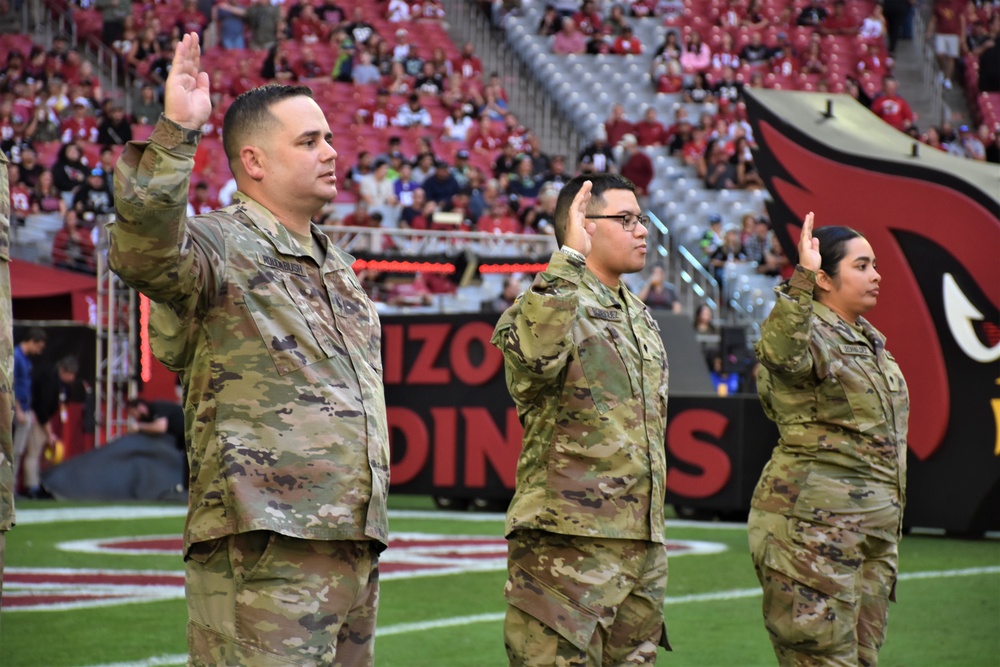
{"left": 604, "top": 103, "right": 634, "bottom": 147}
{"left": 176, "top": 0, "right": 208, "bottom": 38}
{"left": 355, "top": 88, "right": 397, "bottom": 129}
{"left": 228, "top": 60, "right": 260, "bottom": 97}
{"left": 476, "top": 197, "right": 522, "bottom": 234}
{"left": 7, "top": 164, "right": 32, "bottom": 224}
{"left": 618, "top": 134, "right": 653, "bottom": 209}
{"left": 60, "top": 101, "right": 98, "bottom": 144}
{"left": 656, "top": 58, "right": 684, "bottom": 93}
{"left": 821, "top": 0, "right": 859, "bottom": 35}
{"left": 870, "top": 76, "right": 915, "bottom": 131}
{"left": 341, "top": 200, "right": 380, "bottom": 227}
{"left": 453, "top": 41, "right": 483, "bottom": 79}
{"left": 856, "top": 42, "right": 888, "bottom": 77}
{"left": 926, "top": 0, "right": 967, "bottom": 89}
{"left": 471, "top": 116, "right": 503, "bottom": 153}
{"left": 295, "top": 46, "right": 326, "bottom": 79}
{"left": 634, "top": 107, "right": 666, "bottom": 146}
{"left": 573, "top": 0, "right": 603, "bottom": 36}
{"left": 187, "top": 182, "right": 221, "bottom": 216}
{"left": 292, "top": 4, "right": 328, "bottom": 44}
{"left": 612, "top": 25, "right": 643, "bottom": 55}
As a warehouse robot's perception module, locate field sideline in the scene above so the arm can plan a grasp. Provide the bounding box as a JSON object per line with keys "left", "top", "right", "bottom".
{"left": 2, "top": 498, "right": 998, "bottom": 666}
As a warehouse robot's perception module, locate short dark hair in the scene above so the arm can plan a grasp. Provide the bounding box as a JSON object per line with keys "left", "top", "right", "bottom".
{"left": 22, "top": 327, "right": 47, "bottom": 343}
{"left": 814, "top": 226, "right": 864, "bottom": 279}
{"left": 553, "top": 173, "right": 636, "bottom": 246}
{"left": 222, "top": 84, "right": 314, "bottom": 174}
{"left": 56, "top": 356, "right": 79, "bottom": 375}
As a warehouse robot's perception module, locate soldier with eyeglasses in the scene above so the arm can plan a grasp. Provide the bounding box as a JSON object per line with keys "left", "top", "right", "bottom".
{"left": 492, "top": 173, "right": 671, "bottom": 665}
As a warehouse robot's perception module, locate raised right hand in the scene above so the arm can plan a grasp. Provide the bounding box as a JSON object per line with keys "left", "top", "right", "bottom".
{"left": 562, "top": 180, "right": 596, "bottom": 257}
{"left": 164, "top": 32, "right": 212, "bottom": 131}
{"left": 797, "top": 211, "right": 821, "bottom": 272}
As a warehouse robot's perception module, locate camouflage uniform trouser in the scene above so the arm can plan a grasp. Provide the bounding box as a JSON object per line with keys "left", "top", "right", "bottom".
{"left": 504, "top": 530, "right": 671, "bottom": 667}
{"left": 185, "top": 531, "right": 379, "bottom": 667}
{"left": 747, "top": 509, "right": 898, "bottom": 667}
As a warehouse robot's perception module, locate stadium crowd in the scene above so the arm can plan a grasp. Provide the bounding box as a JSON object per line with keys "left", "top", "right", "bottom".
{"left": 2, "top": 0, "right": 997, "bottom": 296}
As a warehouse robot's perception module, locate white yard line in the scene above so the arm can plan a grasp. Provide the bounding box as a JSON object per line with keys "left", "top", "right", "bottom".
{"left": 76, "top": 565, "right": 1000, "bottom": 667}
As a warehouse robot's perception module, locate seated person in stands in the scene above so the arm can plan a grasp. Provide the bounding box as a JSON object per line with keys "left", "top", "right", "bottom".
{"left": 73, "top": 168, "right": 114, "bottom": 224}
{"left": 680, "top": 30, "right": 712, "bottom": 74}
{"left": 7, "top": 164, "right": 32, "bottom": 225}
{"left": 739, "top": 32, "right": 771, "bottom": 66}
{"left": 712, "top": 66, "right": 744, "bottom": 104}
{"left": 132, "top": 84, "right": 163, "bottom": 126}
{"left": 423, "top": 160, "right": 461, "bottom": 205}
{"left": 352, "top": 50, "right": 382, "bottom": 85}
{"left": 341, "top": 200, "right": 381, "bottom": 228}
{"left": 292, "top": 4, "right": 328, "bottom": 44}
{"left": 488, "top": 274, "right": 525, "bottom": 312}
{"left": 261, "top": 40, "right": 298, "bottom": 82}
{"left": 60, "top": 100, "right": 99, "bottom": 144}
{"left": 797, "top": 0, "right": 828, "bottom": 27}
{"left": 578, "top": 125, "right": 617, "bottom": 172}
{"left": 414, "top": 61, "right": 445, "bottom": 95}
{"left": 492, "top": 140, "right": 519, "bottom": 179}
{"left": 393, "top": 93, "right": 433, "bottom": 128}
{"left": 506, "top": 156, "right": 542, "bottom": 200}
{"left": 187, "top": 182, "right": 220, "bottom": 216}
{"left": 704, "top": 141, "right": 739, "bottom": 190}
{"left": 742, "top": 215, "right": 770, "bottom": 265}
{"left": 684, "top": 71, "right": 715, "bottom": 104}
{"left": 694, "top": 302, "right": 719, "bottom": 336}
{"left": 552, "top": 17, "right": 588, "bottom": 55}
{"left": 52, "top": 210, "right": 96, "bottom": 272}
{"left": 656, "top": 58, "right": 684, "bottom": 93}
{"left": 821, "top": 0, "right": 858, "bottom": 35}
{"left": 295, "top": 46, "right": 326, "bottom": 79}
{"left": 31, "top": 170, "right": 67, "bottom": 219}
{"left": 709, "top": 226, "right": 749, "bottom": 284}
{"left": 347, "top": 151, "right": 374, "bottom": 194}
{"left": 612, "top": 25, "right": 643, "bottom": 55}
{"left": 97, "top": 103, "right": 132, "bottom": 146}
{"left": 355, "top": 87, "right": 397, "bottom": 129}
{"left": 638, "top": 266, "right": 683, "bottom": 313}
{"left": 476, "top": 196, "right": 522, "bottom": 234}
{"left": 540, "top": 153, "right": 571, "bottom": 190}
{"left": 399, "top": 188, "right": 436, "bottom": 230}
{"left": 799, "top": 34, "right": 827, "bottom": 75}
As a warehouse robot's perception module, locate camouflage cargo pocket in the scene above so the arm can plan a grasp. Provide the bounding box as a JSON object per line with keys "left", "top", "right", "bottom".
{"left": 244, "top": 273, "right": 328, "bottom": 376}
{"left": 759, "top": 532, "right": 858, "bottom": 653}
{"left": 505, "top": 563, "right": 600, "bottom": 651}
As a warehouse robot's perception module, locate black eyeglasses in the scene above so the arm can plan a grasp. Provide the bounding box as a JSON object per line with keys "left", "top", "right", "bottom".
{"left": 584, "top": 213, "right": 650, "bottom": 232}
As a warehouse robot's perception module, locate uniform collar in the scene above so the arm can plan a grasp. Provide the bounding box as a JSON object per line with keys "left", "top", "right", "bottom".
{"left": 813, "top": 299, "right": 886, "bottom": 352}
{"left": 581, "top": 269, "right": 645, "bottom": 317}
{"left": 231, "top": 191, "right": 326, "bottom": 259}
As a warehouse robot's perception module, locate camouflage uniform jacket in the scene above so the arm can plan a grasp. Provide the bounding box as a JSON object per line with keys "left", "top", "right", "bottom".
{"left": 108, "top": 117, "right": 389, "bottom": 551}
{"left": 0, "top": 151, "right": 13, "bottom": 531}
{"left": 491, "top": 249, "right": 669, "bottom": 544}
{"left": 753, "top": 266, "right": 909, "bottom": 542}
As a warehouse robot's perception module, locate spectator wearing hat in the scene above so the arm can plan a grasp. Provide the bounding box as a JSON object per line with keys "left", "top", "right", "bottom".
{"left": 578, "top": 125, "right": 617, "bottom": 173}
{"left": 958, "top": 124, "right": 987, "bottom": 160}
{"left": 73, "top": 168, "right": 114, "bottom": 223}
{"left": 700, "top": 214, "right": 725, "bottom": 264}
{"left": 612, "top": 25, "right": 643, "bottom": 55}
{"left": 393, "top": 94, "right": 432, "bottom": 128}
{"left": 618, "top": 134, "right": 653, "bottom": 211}
{"left": 452, "top": 149, "right": 474, "bottom": 185}
{"left": 422, "top": 160, "right": 461, "bottom": 205}
{"left": 97, "top": 104, "right": 132, "bottom": 146}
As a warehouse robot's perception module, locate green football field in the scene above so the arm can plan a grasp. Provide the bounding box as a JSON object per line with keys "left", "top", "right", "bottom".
{"left": 2, "top": 496, "right": 998, "bottom": 667}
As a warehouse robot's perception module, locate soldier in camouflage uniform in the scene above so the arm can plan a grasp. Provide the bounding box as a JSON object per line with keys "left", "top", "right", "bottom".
{"left": 492, "top": 174, "right": 671, "bottom": 666}
{"left": 749, "top": 214, "right": 909, "bottom": 667}
{"left": 107, "top": 34, "right": 389, "bottom": 667}
{"left": 0, "top": 148, "right": 14, "bottom": 622}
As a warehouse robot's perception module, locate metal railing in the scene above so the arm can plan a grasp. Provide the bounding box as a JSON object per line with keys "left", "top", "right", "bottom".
{"left": 674, "top": 243, "right": 720, "bottom": 315}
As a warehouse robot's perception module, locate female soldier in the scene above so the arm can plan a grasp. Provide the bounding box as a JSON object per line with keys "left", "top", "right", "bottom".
{"left": 748, "top": 213, "right": 908, "bottom": 667}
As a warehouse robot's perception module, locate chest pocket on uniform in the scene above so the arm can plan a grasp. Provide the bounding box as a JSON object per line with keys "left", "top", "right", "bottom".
{"left": 244, "top": 270, "right": 329, "bottom": 376}
{"left": 825, "top": 355, "right": 888, "bottom": 433}
{"left": 577, "top": 325, "right": 633, "bottom": 414}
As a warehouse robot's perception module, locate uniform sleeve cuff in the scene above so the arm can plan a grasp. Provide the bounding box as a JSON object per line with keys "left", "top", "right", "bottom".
{"left": 789, "top": 265, "right": 816, "bottom": 294}
{"left": 150, "top": 115, "right": 202, "bottom": 156}
{"left": 546, "top": 248, "right": 586, "bottom": 284}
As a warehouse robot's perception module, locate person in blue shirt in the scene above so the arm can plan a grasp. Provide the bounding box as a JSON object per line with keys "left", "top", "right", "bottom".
{"left": 13, "top": 328, "right": 46, "bottom": 495}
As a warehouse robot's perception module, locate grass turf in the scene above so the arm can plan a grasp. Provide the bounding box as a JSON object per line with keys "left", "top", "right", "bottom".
{"left": 1, "top": 497, "right": 997, "bottom": 666}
